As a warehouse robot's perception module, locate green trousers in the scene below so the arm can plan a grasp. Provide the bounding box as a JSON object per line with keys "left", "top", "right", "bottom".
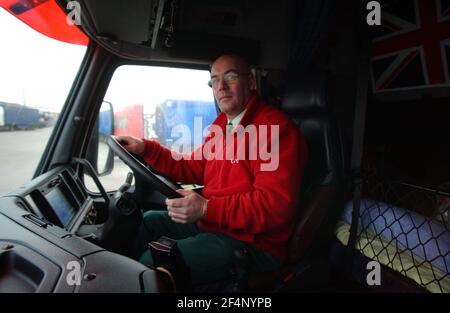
{"left": 132, "top": 210, "right": 282, "bottom": 286}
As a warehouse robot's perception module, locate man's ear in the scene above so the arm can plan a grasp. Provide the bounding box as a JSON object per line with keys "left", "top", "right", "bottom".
{"left": 249, "top": 71, "right": 257, "bottom": 90}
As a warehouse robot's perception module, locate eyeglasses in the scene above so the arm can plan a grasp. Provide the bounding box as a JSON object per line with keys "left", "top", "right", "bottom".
{"left": 208, "top": 71, "right": 250, "bottom": 88}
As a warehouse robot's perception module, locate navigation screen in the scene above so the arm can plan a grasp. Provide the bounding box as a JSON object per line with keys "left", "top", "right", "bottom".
{"left": 46, "top": 187, "right": 75, "bottom": 225}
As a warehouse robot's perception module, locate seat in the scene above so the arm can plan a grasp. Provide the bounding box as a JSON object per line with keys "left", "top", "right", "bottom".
{"left": 239, "top": 72, "right": 346, "bottom": 292}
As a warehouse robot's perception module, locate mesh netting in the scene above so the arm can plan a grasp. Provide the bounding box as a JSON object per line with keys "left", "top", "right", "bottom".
{"left": 345, "top": 177, "right": 450, "bottom": 292}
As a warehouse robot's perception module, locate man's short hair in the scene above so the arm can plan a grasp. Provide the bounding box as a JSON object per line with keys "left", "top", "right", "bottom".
{"left": 209, "top": 54, "right": 252, "bottom": 73}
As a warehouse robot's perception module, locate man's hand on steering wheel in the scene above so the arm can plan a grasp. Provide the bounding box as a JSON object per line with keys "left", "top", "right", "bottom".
{"left": 116, "top": 135, "right": 145, "bottom": 155}
{"left": 107, "top": 135, "right": 182, "bottom": 199}
{"left": 111, "top": 136, "right": 208, "bottom": 223}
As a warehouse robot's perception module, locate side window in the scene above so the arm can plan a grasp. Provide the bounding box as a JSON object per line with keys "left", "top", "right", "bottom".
{"left": 86, "top": 65, "right": 217, "bottom": 192}
{"left": 0, "top": 8, "right": 87, "bottom": 196}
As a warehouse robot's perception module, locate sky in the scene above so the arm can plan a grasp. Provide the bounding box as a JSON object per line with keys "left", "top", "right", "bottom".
{"left": 105, "top": 65, "right": 214, "bottom": 112}
{"left": 0, "top": 7, "right": 214, "bottom": 113}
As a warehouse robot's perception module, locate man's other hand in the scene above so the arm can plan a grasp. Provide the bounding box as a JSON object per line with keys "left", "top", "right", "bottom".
{"left": 166, "top": 189, "right": 208, "bottom": 224}
{"left": 116, "top": 135, "right": 145, "bottom": 155}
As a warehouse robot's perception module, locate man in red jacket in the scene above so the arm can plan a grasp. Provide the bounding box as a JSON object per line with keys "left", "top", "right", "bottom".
{"left": 119, "top": 55, "right": 307, "bottom": 286}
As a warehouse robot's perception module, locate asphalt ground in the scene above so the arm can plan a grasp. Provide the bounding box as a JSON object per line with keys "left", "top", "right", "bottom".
{"left": 0, "top": 127, "right": 132, "bottom": 195}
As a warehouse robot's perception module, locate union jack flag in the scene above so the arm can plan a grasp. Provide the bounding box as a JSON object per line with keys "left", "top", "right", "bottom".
{"left": 371, "top": 0, "right": 450, "bottom": 92}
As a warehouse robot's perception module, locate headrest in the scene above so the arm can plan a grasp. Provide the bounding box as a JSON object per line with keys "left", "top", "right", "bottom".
{"left": 281, "top": 72, "right": 328, "bottom": 114}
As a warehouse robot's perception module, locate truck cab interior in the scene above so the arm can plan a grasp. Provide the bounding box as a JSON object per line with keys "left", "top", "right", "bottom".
{"left": 0, "top": 0, "right": 448, "bottom": 293}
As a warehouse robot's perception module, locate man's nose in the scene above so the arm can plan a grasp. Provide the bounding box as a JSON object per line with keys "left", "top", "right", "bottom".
{"left": 217, "top": 78, "right": 228, "bottom": 91}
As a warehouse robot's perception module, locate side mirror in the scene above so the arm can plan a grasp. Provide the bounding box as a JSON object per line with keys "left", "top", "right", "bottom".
{"left": 86, "top": 101, "right": 114, "bottom": 176}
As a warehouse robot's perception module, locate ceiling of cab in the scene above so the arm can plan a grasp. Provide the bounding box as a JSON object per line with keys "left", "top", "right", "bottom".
{"left": 82, "top": 0, "right": 154, "bottom": 44}
{"left": 77, "top": 0, "right": 295, "bottom": 69}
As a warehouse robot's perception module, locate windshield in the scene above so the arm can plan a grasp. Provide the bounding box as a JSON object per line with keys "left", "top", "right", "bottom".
{"left": 0, "top": 7, "right": 87, "bottom": 195}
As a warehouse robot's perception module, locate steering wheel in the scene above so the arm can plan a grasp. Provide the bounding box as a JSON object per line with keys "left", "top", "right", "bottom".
{"left": 106, "top": 135, "right": 182, "bottom": 199}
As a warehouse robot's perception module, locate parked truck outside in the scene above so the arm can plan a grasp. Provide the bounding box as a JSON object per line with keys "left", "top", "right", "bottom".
{"left": 0, "top": 102, "right": 40, "bottom": 131}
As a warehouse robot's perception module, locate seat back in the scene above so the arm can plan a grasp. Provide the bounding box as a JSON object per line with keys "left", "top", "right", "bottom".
{"left": 281, "top": 73, "right": 345, "bottom": 264}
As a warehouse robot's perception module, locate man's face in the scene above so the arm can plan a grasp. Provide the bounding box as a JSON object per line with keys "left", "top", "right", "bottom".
{"left": 210, "top": 56, "right": 255, "bottom": 119}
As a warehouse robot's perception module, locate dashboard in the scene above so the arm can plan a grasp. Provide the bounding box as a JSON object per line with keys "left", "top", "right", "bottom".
{"left": 0, "top": 165, "right": 166, "bottom": 293}
{"left": 22, "top": 167, "right": 92, "bottom": 231}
